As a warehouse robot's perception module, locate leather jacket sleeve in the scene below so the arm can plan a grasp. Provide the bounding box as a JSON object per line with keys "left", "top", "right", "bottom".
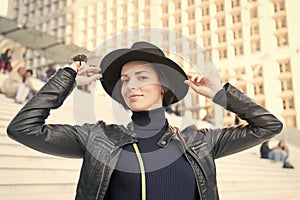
{"left": 7, "top": 69, "right": 91, "bottom": 158}
{"left": 207, "top": 83, "right": 283, "bottom": 159}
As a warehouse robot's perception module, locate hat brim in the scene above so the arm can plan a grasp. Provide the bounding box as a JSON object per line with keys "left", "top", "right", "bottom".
{"left": 100, "top": 49, "right": 189, "bottom": 106}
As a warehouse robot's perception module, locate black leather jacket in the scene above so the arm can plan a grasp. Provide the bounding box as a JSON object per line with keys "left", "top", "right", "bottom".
{"left": 7, "top": 69, "right": 283, "bottom": 200}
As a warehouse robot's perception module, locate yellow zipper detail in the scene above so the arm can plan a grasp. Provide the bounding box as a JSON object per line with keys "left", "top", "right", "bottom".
{"left": 132, "top": 142, "right": 146, "bottom": 200}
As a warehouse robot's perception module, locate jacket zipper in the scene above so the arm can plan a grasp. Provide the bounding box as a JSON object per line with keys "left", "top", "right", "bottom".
{"left": 132, "top": 142, "right": 146, "bottom": 200}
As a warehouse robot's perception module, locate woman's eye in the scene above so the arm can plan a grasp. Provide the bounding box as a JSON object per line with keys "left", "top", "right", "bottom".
{"left": 121, "top": 79, "right": 129, "bottom": 84}
{"left": 138, "top": 76, "right": 148, "bottom": 81}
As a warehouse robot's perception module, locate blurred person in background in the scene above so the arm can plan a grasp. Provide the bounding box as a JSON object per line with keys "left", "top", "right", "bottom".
{"left": 0, "top": 66, "right": 25, "bottom": 98}
{"left": 260, "top": 140, "right": 271, "bottom": 159}
{"left": 15, "top": 69, "right": 36, "bottom": 104}
{"left": 268, "top": 140, "right": 289, "bottom": 162}
{"left": 36, "top": 65, "right": 47, "bottom": 82}
{"left": 0, "top": 48, "right": 13, "bottom": 74}
{"left": 46, "top": 63, "right": 56, "bottom": 80}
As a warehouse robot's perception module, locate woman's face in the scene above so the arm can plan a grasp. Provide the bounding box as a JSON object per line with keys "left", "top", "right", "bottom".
{"left": 120, "top": 61, "right": 164, "bottom": 111}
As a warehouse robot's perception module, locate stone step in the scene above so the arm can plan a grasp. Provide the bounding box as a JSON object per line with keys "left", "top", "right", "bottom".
{"left": 0, "top": 133, "right": 21, "bottom": 145}
{"left": 0, "top": 120, "right": 10, "bottom": 128}
{"left": 0, "top": 155, "right": 82, "bottom": 170}
{"left": 219, "top": 187, "right": 300, "bottom": 200}
{"left": 0, "top": 143, "right": 75, "bottom": 158}
{"left": 0, "top": 168, "right": 80, "bottom": 185}
{"left": 0, "top": 183, "right": 76, "bottom": 200}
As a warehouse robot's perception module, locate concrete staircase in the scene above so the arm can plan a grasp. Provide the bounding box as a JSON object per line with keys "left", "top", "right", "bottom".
{"left": 0, "top": 94, "right": 82, "bottom": 200}
{"left": 1, "top": 85, "right": 300, "bottom": 199}
{"left": 216, "top": 144, "right": 300, "bottom": 200}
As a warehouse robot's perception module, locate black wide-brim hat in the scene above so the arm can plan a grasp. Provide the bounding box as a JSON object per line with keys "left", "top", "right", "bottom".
{"left": 100, "top": 41, "right": 189, "bottom": 107}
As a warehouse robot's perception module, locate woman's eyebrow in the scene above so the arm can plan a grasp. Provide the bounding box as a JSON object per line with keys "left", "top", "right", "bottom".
{"left": 134, "top": 71, "right": 151, "bottom": 75}
{"left": 121, "top": 70, "right": 151, "bottom": 77}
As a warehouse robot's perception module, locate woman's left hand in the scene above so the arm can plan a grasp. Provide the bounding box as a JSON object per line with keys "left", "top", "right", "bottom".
{"left": 184, "top": 74, "right": 223, "bottom": 99}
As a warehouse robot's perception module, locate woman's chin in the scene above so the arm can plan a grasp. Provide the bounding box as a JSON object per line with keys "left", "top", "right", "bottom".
{"left": 128, "top": 104, "right": 162, "bottom": 112}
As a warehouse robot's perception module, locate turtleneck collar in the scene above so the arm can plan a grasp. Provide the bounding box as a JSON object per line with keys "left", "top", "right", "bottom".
{"left": 129, "top": 107, "right": 167, "bottom": 138}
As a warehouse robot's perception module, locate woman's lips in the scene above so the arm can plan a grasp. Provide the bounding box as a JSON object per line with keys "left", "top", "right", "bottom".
{"left": 129, "top": 94, "right": 143, "bottom": 100}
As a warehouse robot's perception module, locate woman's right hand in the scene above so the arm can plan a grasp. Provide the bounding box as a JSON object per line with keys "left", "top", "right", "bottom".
{"left": 70, "top": 61, "right": 102, "bottom": 86}
{"left": 69, "top": 54, "right": 102, "bottom": 86}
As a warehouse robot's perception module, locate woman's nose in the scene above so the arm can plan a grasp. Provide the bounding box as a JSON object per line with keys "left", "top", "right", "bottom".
{"left": 127, "top": 78, "right": 138, "bottom": 89}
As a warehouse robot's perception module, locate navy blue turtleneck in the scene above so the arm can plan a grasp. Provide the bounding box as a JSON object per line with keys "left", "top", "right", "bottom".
{"left": 107, "top": 107, "right": 199, "bottom": 200}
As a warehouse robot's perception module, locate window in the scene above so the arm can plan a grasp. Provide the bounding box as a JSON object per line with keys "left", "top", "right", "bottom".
{"left": 175, "top": 1, "right": 181, "bottom": 9}
{"left": 202, "top": 21, "right": 210, "bottom": 32}
{"left": 189, "top": 25, "right": 196, "bottom": 34}
{"left": 250, "top": 24, "right": 259, "bottom": 35}
{"left": 251, "top": 39, "right": 260, "bottom": 52}
{"left": 276, "top": 33, "right": 289, "bottom": 46}
{"left": 254, "top": 83, "right": 264, "bottom": 95}
{"left": 144, "top": 12, "right": 150, "bottom": 19}
{"left": 203, "top": 36, "right": 211, "bottom": 47}
{"left": 188, "top": 0, "right": 195, "bottom": 6}
{"left": 218, "top": 32, "right": 226, "bottom": 43}
{"left": 234, "top": 44, "right": 244, "bottom": 56}
{"left": 122, "top": 18, "right": 127, "bottom": 27}
{"left": 286, "top": 79, "right": 293, "bottom": 90}
{"left": 284, "top": 116, "right": 296, "bottom": 126}
{"left": 233, "top": 28, "right": 242, "bottom": 39}
{"left": 250, "top": 7, "right": 258, "bottom": 18}
{"left": 175, "top": 15, "right": 181, "bottom": 24}
{"left": 274, "top": 0, "right": 285, "bottom": 13}
{"left": 231, "top": 0, "right": 240, "bottom": 8}
{"left": 162, "top": 19, "right": 168, "bottom": 27}
{"left": 134, "top": 15, "right": 139, "bottom": 23}
{"left": 162, "top": 5, "right": 168, "bottom": 13}
{"left": 219, "top": 48, "right": 227, "bottom": 59}
{"left": 217, "top": 17, "right": 225, "bottom": 27}
{"left": 283, "top": 98, "right": 294, "bottom": 110}
{"left": 205, "top": 50, "right": 212, "bottom": 61}
{"left": 236, "top": 67, "right": 246, "bottom": 81}
{"left": 202, "top": 7, "right": 209, "bottom": 16}
{"left": 278, "top": 59, "right": 291, "bottom": 73}
{"left": 190, "top": 53, "right": 197, "bottom": 64}
{"left": 232, "top": 12, "right": 241, "bottom": 23}
{"left": 55, "top": 1, "right": 59, "bottom": 10}
{"left": 275, "top": 16, "right": 287, "bottom": 29}
{"left": 176, "top": 44, "right": 183, "bottom": 52}
{"left": 189, "top": 11, "right": 195, "bottom": 20}
{"left": 281, "top": 79, "right": 293, "bottom": 91}
{"left": 252, "top": 64, "right": 263, "bottom": 78}
{"left": 216, "top": 2, "right": 224, "bottom": 12}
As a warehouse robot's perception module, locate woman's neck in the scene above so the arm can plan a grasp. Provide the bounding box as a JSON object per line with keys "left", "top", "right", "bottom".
{"left": 131, "top": 107, "right": 166, "bottom": 133}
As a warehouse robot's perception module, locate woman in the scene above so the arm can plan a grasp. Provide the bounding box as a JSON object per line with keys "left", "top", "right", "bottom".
{"left": 0, "top": 49, "right": 13, "bottom": 73}
{"left": 1, "top": 66, "right": 25, "bottom": 98}
{"left": 268, "top": 140, "right": 289, "bottom": 162}
{"left": 260, "top": 140, "right": 271, "bottom": 159}
{"left": 15, "top": 69, "right": 37, "bottom": 104}
{"left": 7, "top": 41, "right": 283, "bottom": 200}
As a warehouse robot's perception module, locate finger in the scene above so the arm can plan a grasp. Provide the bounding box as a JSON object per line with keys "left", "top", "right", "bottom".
{"left": 86, "top": 67, "right": 101, "bottom": 74}
{"left": 184, "top": 80, "right": 200, "bottom": 92}
{"left": 187, "top": 74, "right": 193, "bottom": 79}
{"left": 89, "top": 73, "right": 102, "bottom": 81}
